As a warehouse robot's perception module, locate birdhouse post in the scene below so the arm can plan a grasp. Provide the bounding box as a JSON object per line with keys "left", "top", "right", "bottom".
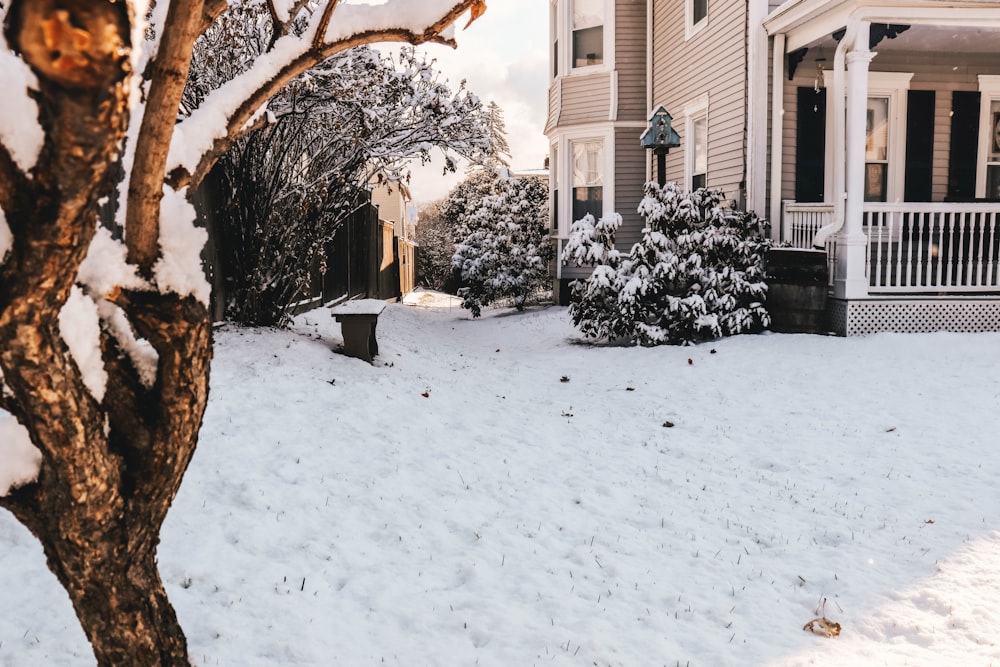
{"left": 640, "top": 106, "right": 682, "bottom": 186}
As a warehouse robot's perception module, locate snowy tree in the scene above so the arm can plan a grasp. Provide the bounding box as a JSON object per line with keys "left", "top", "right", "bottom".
{"left": 0, "top": 1, "right": 488, "bottom": 664}
{"left": 482, "top": 100, "right": 512, "bottom": 169}
{"left": 564, "top": 183, "right": 771, "bottom": 345}
{"left": 452, "top": 172, "right": 553, "bottom": 317}
{"left": 442, "top": 167, "right": 505, "bottom": 242}
{"left": 198, "top": 40, "right": 492, "bottom": 326}
{"left": 414, "top": 197, "right": 458, "bottom": 291}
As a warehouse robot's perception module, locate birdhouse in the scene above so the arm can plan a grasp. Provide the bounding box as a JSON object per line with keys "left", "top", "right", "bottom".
{"left": 640, "top": 106, "right": 682, "bottom": 150}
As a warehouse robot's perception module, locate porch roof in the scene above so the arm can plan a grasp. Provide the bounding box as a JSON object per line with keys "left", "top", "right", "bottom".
{"left": 765, "top": 0, "right": 1000, "bottom": 52}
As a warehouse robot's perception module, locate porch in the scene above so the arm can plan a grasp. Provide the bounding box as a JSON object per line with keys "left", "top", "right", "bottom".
{"left": 762, "top": 0, "right": 1000, "bottom": 335}
{"left": 781, "top": 201, "right": 1000, "bottom": 335}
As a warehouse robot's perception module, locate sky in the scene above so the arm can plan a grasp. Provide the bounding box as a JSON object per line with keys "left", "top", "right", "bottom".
{"left": 3, "top": 296, "right": 999, "bottom": 664}
{"left": 402, "top": 1, "right": 550, "bottom": 205}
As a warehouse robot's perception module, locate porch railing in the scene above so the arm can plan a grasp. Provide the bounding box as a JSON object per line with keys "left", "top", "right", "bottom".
{"left": 781, "top": 201, "right": 834, "bottom": 248}
{"left": 864, "top": 203, "right": 1000, "bottom": 293}
{"left": 780, "top": 201, "right": 836, "bottom": 285}
{"left": 781, "top": 201, "right": 1000, "bottom": 293}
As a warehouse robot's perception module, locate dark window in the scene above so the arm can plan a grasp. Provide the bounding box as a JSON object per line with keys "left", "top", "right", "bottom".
{"left": 552, "top": 189, "right": 559, "bottom": 232}
{"left": 692, "top": 0, "right": 707, "bottom": 25}
{"left": 573, "top": 26, "right": 603, "bottom": 67}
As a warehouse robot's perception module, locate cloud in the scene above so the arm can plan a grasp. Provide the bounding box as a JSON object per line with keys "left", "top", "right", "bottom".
{"left": 405, "top": 0, "right": 550, "bottom": 203}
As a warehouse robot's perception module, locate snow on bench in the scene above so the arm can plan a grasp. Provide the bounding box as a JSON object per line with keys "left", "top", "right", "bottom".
{"left": 329, "top": 299, "right": 387, "bottom": 363}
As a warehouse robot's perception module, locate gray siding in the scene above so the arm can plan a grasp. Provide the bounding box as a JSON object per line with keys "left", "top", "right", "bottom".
{"left": 780, "top": 50, "right": 1000, "bottom": 203}
{"left": 614, "top": 127, "right": 648, "bottom": 250}
{"left": 560, "top": 73, "right": 613, "bottom": 125}
{"left": 652, "top": 0, "right": 748, "bottom": 204}
{"left": 615, "top": 0, "right": 648, "bottom": 122}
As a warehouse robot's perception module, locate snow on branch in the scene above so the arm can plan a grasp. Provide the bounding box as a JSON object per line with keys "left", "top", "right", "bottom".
{"left": 166, "top": 0, "right": 482, "bottom": 189}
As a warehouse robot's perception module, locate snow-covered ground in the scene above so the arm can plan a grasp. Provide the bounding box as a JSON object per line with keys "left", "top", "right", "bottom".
{"left": 2, "top": 294, "right": 999, "bottom": 666}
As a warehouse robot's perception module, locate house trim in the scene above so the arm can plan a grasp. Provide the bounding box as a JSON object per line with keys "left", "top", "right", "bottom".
{"left": 747, "top": 0, "right": 770, "bottom": 218}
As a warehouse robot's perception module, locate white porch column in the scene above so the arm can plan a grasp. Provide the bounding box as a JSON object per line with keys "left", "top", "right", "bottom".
{"left": 834, "top": 33, "right": 875, "bottom": 300}
{"left": 768, "top": 33, "right": 785, "bottom": 243}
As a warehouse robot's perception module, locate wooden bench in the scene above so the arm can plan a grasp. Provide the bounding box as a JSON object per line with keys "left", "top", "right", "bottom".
{"left": 330, "top": 299, "right": 386, "bottom": 363}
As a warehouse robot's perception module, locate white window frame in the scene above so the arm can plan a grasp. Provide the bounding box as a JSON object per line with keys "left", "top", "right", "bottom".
{"left": 976, "top": 75, "right": 1000, "bottom": 199}
{"left": 822, "top": 70, "right": 912, "bottom": 203}
{"left": 550, "top": 125, "right": 616, "bottom": 238}
{"left": 551, "top": 0, "right": 615, "bottom": 78}
{"left": 550, "top": 0, "right": 559, "bottom": 80}
{"left": 685, "top": 0, "right": 709, "bottom": 40}
{"left": 682, "top": 94, "right": 710, "bottom": 191}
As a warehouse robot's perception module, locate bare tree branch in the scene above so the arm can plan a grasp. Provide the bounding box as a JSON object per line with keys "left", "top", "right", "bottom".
{"left": 314, "top": 0, "right": 341, "bottom": 49}
{"left": 199, "top": 0, "right": 229, "bottom": 36}
{"left": 126, "top": 0, "right": 205, "bottom": 272}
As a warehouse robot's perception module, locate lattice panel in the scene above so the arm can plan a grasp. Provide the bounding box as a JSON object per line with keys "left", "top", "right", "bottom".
{"left": 828, "top": 300, "right": 848, "bottom": 336}
{"left": 835, "top": 299, "right": 1000, "bottom": 336}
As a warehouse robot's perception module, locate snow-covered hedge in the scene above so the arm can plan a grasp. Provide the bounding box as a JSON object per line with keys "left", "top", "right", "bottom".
{"left": 563, "top": 183, "right": 770, "bottom": 345}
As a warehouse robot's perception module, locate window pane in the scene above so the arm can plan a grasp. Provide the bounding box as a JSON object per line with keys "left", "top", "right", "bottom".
{"left": 573, "top": 0, "right": 603, "bottom": 67}
{"left": 693, "top": 0, "right": 707, "bottom": 24}
{"left": 572, "top": 142, "right": 603, "bottom": 187}
{"left": 573, "top": 186, "right": 603, "bottom": 222}
{"left": 987, "top": 166, "right": 1000, "bottom": 200}
{"left": 692, "top": 174, "right": 706, "bottom": 190}
{"left": 864, "top": 163, "right": 887, "bottom": 202}
{"left": 693, "top": 116, "right": 707, "bottom": 175}
{"left": 866, "top": 97, "right": 889, "bottom": 162}
{"left": 573, "top": 26, "right": 603, "bottom": 67}
{"left": 574, "top": 0, "right": 603, "bottom": 30}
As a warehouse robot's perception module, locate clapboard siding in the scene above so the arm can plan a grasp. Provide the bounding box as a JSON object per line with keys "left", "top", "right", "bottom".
{"left": 614, "top": 127, "right": 648, "bottom": 249}
{"left": 651, "top": 0, "right": 748, "bottom": 203}
{"left": 546, "top": 81, "right": 560, "bottom": 134}
{"left": 780, "top": 50, "right": 1000, "bottom": 203}
{"left": 560, "top": 73, "right": 613, "bottom": 125}
{"left": 615, "top": 0, "right": 648, "bottom": 121}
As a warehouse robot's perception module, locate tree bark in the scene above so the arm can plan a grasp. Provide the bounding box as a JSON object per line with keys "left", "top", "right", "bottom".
{"left": 1, "top": 2, "right": 209, "bottom": 664}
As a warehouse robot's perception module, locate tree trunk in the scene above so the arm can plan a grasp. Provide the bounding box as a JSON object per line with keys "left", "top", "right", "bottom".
{"left": 34, "top": 530, "right": 188, "bottom": 666}
{"left": 0, "top": 3, "right": 211, "bottom": 662}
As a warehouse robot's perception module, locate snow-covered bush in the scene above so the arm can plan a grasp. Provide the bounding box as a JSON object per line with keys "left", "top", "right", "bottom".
{"left": 563, "top": 183, "right": 771, "bottom": 345}
{"left": 452, "top": 172, "right": 553, "bottom": 317}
